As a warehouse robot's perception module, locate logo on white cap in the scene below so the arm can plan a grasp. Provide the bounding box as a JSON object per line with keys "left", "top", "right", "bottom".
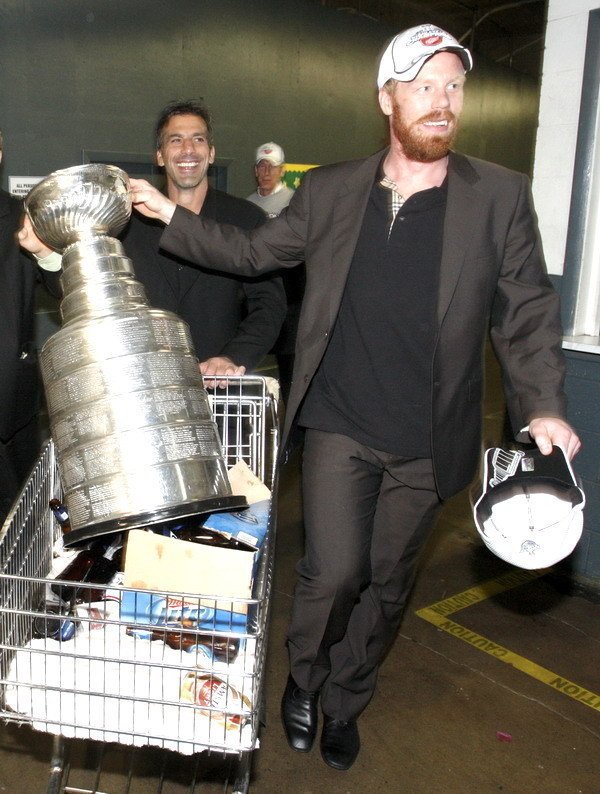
{"left": 377, "top": 24, "right": 473, "bottom": 89}
{"left": 255, "top": 142, "right": 284, "bottom": 166}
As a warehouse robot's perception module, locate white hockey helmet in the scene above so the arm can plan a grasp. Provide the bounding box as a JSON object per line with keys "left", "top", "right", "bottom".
{"left": 473, "top": 445, "right": 585, "bottom": 570}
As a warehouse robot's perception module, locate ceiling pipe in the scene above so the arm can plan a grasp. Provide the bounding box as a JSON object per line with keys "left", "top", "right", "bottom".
{"left": 496, "top": 34, "right": 544, "bottom": 65}
{"left": 458, "top": 0, "right": 544, "bottom": 46}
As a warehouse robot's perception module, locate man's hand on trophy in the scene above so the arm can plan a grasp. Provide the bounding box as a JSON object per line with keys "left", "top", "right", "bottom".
{"left": 129, "top": 178, "right": 177, "bottom": 225}
{"left": 18, "top": 214, "right": 55, "bottom": 258}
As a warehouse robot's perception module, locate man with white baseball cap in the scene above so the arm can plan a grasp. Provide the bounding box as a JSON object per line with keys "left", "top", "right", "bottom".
{"left": 247, "top": 142, "right": 300, "bottom": 402}
{"left": 130, "top": 22, "right": 581, "bottom": 772}
{"left": 247, "top": 141, "right": 295, "bottom": 219}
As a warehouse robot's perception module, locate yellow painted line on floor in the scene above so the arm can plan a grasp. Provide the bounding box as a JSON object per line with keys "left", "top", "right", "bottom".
{"left": 421, "top": 568, "right": 550, "bottom": 618}
{"left": 415, "top": 570, "right": 600, "bottom": 712}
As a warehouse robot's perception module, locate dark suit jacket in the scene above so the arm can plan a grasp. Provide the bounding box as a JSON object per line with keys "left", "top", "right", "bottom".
{"left": 0, "top": 189, "right": 60, "bottom": 442}
{"left": 160, "top": 150, "right": 567, "bottom": 499}
{"left": 121, "top": 187, "right": 286, "bottom": 370}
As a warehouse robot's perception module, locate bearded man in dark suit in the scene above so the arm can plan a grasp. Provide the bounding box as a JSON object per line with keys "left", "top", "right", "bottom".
{"left": 129, "top": 24, "right": 580, "bottom": 772}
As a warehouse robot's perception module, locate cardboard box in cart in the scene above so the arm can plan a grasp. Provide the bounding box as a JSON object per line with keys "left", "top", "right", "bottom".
{"left": 121, "top": 499, "right": 270, "bottom": 634}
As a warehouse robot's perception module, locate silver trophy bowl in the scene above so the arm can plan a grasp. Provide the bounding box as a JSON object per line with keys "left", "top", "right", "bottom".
{"left": 26, "top": 164, "right": 131, "bottom": 252}
{"left": 26, "top": 164, "right": 244, "bottom": 543}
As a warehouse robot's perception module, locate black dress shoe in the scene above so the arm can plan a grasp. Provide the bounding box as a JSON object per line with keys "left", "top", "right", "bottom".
{"left": 281, "top": 674, "right": 319, "bottom": 752}
{"left": 320, "top": 715, "right": 360, "bottom": 770}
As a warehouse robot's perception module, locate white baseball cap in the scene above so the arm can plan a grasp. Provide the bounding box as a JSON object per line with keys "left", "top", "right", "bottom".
{"left": 377, "top": 24, "right": 473, "bottom": 89}
{"left": 473, "top": 446, "right": 585, "bottom": 570}
{"left": 255, "top": 142, "right": 284, "bottom": 166}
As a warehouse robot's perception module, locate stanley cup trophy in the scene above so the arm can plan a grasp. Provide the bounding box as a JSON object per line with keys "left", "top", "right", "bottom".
{"left": 26, "top": 164, "right": 246, "bottom": 545}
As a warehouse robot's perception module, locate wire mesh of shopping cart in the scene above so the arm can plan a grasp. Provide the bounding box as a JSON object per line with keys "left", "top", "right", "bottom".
{"left": 0, "top": 376, "right": 279, "bottom": 793}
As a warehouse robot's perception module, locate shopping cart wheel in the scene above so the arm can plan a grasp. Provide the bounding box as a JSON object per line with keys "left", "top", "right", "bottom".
{"left": 47, "top": 735, "right": 67, "bottom": 794}
{"left": 231, "top": 750, "right": 251, "bottom": 794}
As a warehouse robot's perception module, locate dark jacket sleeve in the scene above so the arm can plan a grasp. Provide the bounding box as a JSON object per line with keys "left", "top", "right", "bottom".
{"left": 35, "top": 261, "right": 62, "bottom": 299}
{"left": 487, "top": 172, "right": 567, "bottom": 433}
{"left": 160, "top": 178, "right": 309, "bottom": 278}
{"left": 208, "top": 191, "right": 287, "bottom": 370}
{"left": 220, "top": 272, "right": 286, "bottom": 369}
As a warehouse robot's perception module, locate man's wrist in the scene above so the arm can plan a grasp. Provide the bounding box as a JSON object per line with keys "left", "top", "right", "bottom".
{"left": 161, "top": 201, "right": 177, "bottom": 225}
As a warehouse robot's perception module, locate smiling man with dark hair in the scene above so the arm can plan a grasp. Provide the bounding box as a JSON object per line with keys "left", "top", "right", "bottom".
{"left": 122, "top": 101, "right": 286, "bottom": 379}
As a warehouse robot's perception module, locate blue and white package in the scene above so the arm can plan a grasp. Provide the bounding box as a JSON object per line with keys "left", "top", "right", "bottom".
{"left": 120, "top": 590, "right": 248, "bottom": 635}
{"left": 201, "top": 499, "right": 270, "bottom": 550}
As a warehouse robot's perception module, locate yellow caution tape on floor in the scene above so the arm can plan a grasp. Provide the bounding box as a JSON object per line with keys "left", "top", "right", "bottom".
{"left": 420, "top": 568, "right": 549, "bottom": 617}
{"left": 415, "top": 571, "right": 600, "bottom": 712}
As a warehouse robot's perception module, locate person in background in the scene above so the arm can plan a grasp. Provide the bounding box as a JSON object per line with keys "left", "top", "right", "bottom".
{"left": 0, "top": 132, "right": 60, "bottom": 522}
{"left": 128, "top": 24, "right": 580, "bottom": 772}
{"left": 247, "top": 141, "right": 302, "bottom": 403}
{"left": 246, "top": 142, "right": 295, "bottom": 219}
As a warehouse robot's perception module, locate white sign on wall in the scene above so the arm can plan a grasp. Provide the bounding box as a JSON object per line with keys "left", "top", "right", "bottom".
{"left": 8, "top": 176, "right": 43, "bottom": 197}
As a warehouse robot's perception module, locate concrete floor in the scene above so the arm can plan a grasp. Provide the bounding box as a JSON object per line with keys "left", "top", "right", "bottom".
{"left": 0, "top": 362, "right": 599, "bottom": 792}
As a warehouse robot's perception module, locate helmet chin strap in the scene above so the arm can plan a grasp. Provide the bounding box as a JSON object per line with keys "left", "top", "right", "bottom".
{"left": 488, "top": 448, "right": 525, "bottom": 488}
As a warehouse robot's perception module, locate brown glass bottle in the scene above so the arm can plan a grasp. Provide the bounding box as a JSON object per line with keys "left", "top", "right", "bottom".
{"left": 51, "top": 536, "right": 121, "bottom": 603}
{"left": 127, "top": 621, "right": 240, "bottom": 661}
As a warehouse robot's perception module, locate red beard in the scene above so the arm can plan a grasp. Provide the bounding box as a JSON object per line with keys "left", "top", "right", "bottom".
{"left": 392, "top": 107, "right": 458, "bottom": 162}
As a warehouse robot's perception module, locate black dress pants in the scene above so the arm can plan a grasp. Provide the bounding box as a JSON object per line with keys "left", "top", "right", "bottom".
{"left": 287, "top": 429, "right": 441, "bottom": 721}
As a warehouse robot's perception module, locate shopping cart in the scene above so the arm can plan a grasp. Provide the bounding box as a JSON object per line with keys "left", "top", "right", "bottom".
{"left": 0, "top": 376, "right": 279, "bottom": 793}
